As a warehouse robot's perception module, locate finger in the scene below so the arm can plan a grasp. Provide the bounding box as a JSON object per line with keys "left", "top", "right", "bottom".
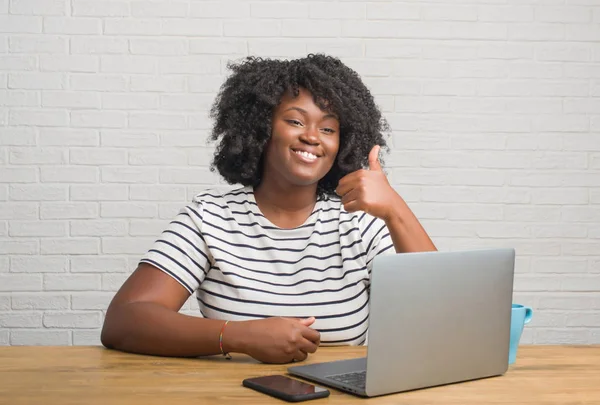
{"left": 301, "top": 325, "right": 321, "bottom": 344}
{"left": 368, "top": 145, "right": 382, "bottom": 172}
{"left": 293, "top": 350, "right": 308, "bottom": 362}
{"left": 297, "top": 337, "right": 319, "bottom": 354}
{"left": 340, "top": 188, "right": 359, "bottom": 206}
{"left": 343, "top": 200, "right": 362, "bottom": 213}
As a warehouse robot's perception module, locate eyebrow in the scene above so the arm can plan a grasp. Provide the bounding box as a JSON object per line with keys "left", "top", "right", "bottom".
{"left": 284, "top": 107, "right": 338, "bottom": 120}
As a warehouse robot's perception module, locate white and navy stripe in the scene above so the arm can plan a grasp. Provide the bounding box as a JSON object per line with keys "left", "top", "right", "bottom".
{"left": 141, "top": 186, "right": 394, "bottom": 346}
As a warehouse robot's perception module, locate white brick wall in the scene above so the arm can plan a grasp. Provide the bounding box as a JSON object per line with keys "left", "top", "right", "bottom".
{"left": 1, "top": 0, "right": 599, "bottom": 346}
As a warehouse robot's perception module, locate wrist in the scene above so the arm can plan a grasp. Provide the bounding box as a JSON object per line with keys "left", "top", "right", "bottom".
{"left": 221, "top": 320, "right": 249, "bottom": 355}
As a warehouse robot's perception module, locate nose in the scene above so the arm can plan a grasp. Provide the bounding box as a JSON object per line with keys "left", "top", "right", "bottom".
{"left": 300, "top": 126, "right": 320, "bottom": 145}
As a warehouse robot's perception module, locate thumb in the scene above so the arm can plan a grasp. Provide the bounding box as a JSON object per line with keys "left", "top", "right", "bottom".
{"left": 368, "top": 145, "right": 382, "bottom": 171}
{"left": 298, "top": 317, "right": 316, "bottom": 326}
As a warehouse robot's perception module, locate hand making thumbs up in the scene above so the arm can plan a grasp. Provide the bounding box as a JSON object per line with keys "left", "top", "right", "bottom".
{"left": 335, "top": 144, "right": 402, "bottom": 222}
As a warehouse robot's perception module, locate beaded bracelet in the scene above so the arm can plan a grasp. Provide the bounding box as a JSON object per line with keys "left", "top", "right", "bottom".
{"left": 219, "top": 320, "right": 232, "bottom": 360}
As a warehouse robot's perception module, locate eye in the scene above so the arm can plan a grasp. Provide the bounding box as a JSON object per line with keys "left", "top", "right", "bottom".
{"left": 322, "top": 128, "right": 336, "bottom": 134}
{"left": 286, "top": 119, "right": 303, "bottom": 126}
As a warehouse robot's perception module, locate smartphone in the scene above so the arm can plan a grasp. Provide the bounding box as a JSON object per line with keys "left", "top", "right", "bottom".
{"left": 242, "top": 374, "right": 330, "bottom": 402}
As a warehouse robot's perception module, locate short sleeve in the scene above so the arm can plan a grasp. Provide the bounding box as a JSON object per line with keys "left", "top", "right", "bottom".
{"left": 357, "top": 212, "right": 395, "bottom": 274}
{"left": 139, "top": 201, "right": 210, "bottom": 294}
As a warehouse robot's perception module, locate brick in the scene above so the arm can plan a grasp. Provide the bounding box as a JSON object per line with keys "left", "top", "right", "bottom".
{"left": 533, "top": 152, "right": 589, "bottom": 170}
{"left": 10, "top": 330, "right": 70, "bottom": 345}
{"left": 422, "top": 5, "right": 478, "bottom": 21}
{"left": 561, "top": 242, "right": 600, "bottom": 256}
{"left": 0, "top": 202, "right": 37, "bottom": 220}
{"left": 131, "top": 1, "right": 188, "bottom": 17}
{"left": 73, "top": 329, "right": 102, "bottom": 345}
{"left": 0, "top": 312, "right": 42, "bottom": 328}
{"left": 365, "top": 40, "right": 421, "bottom": 59}
{"left": 509, "top": 23, "right": 565, "bottom": 40}
{"left": 0, "top": 187, "right": 6, "bottom": 201}
{"left": 505, "top": 205, "right": 561, "bottom": 222}
{"left": 100, "top": 202, "right": 157, "bottom": 218}
{"left": 12, "top": 293, "right": 69, "bottom": 310}
{"left": 563, "top": 135, "right": 600, "bottom": 151}
{"left": 69, "top": 148, "right": 127, "bottom": 165}
{"left": 305, "top": 40, "right": 363, "bottom": 58}
{"left": 70, "top": 37, "right": 127, "bottom": 54}
{"left": 0, "top": 256, "right": 7, "bottom": 272}
{"left": 188, "top": 113, "right": 213, "bottom": 129}
{"left": 0, "top": 239, "right": 39, "bottom": 254}
{"left": 11, "top": 256, "right": 67, "bottom": 273}
{"left": 530, "top": 80, "right": 589, "bottom": 96}
{"left": 478, "top": 43, "right": 534, "bottom": 60}
{"left": 71, "top": 110, "right": 127, "bottom": 128}
{"left": 70, "top": 256, "right": 129, "bottom": 273}
{"left": 224, "top": 20, "right": 279, "bottom": 37}
{"left": 9, "top": 221, "right": 66, "bottom": 237}
{"left": 40, "top": 56, "right": 99, "bottom": 73}
{"left": 479, "top": 6, "right": 534, "bottom": 22}
{"left": 44, "top": 17, "right": 101, "bottom": 34}
{"left": 129, "top": 75, "right": 186, "bottom": 92}
{"left": 10, "top": 35, "right": 66, "bottom": 53}
{"left": 533, "top": 224, "right": 588, "bottom": 238}
{"left": 190, "top": 2, "right": 249, "bottom": 18}
{"left": 445, "top": 205, "right": 503, "bottom": 221}
{"left": 130, "top": 38, "right": 187, "bottom": 56}
{"left": 40, "top": 202, "right": 98, "bottom": 219}
{"left": 159, "top": 168, "right": 215, "bottom": 184}
{"left": 509, "top": 62, "right": 563, "bottom": 79}
{"left": 41, "top": 238, "right": 99, "bottom": 255}
{"left": 159, "top": 94, "right": 214, "bottom": 111}
{"left": 129, "top": 113, "right": 186, "bottom": 130}
{"left": 344, "top": 21, "right": 507, "bottom": 40}
{"left": 562, "top": 207, "right": 600, "bottom": 222}
{"left": 476, "top": 223, "right": 531, "bottom": 238}
{"left": 537, "top": 7, "right": 592, "bottom": 23}
{"left": 159, "top": 133, "right": 209, "bottom": 147}
{"left": 366, "top": 3, "right": 419, "bottom": 20}
{"left": 566, "top": 24, "right": 600, "bottom": 41}
{"left": 566, "top": 63, "right": 600, "bottom": 79}
{"left": 9, "top": 147, "right": 66, "bottom": 165}
{"left": 508, "top": 172, "right": 600, "bottom": 187}
{"left": 0, "top": 15, "right": 41, "bottom": 33}
{"left": 190, "top": 38, "right": 245, "bottom": 55}
{"left": 129, "top": 148, "right": 188, "bottom": 165}
{"left": 9, "top": 108, "right": 67, "bottom": 126}
{"left": 71, "top": 220, "right": 127, "bottom": 237}
{"left": 9, "top": 73, "right": 65, "bottom": 91}
{"left": 129, "top": 219, "right": 169, "bottom": 236}
{"left": 0, "top": 221, "right": 5, "bottom": 236}
{"left": 101, "top": 131, "right": 158, "bottom": 147}
{"left": 44, "top": 311, "right": 102, "bottom": 328}
{"left": 539, "top": 294, "right": 597, "bottom": 310}
{"left": 70, "top": 185, "right": 127, "bottom": 201}
{"left": 0, "top": 274, "right": 41, "bottom": 291}
{"left": 101, "top": 273, "right": 129, "bottom": 291}
{"left": 10, "top": 0, "right": 66, "bottom": 15}
{"left": 532, "top": 188, "right": 588, "bottom": 205}
{"left": 529, "top": 311, "right": 566, "bottom": 328}
{"left": 362, "top": 78, "right": 421, "bottom": 95}
{"left": 0, "top": 90, "right": 38, "bottom": 108}
{"left": 566, "top": 313, "right": 600, "bottom": 327}
{"left": 533, "top": 256, "right": 587, "bottom": 273}
{"left": 158, "top": 56, "right": 220, "bottom": 75}
{"left": 100, "top": 55, "right": 156, "bottom": 74}
{"left": 73, "top": 1, "right": 129, "bottom": 16}
{"left": 40, "top": 166, "right": 97, "bottom": 183}
{"left": 0, "top": 295, "right": 8, "bottom": 310}
{"left": 0, "top": 55, "right": 37, "bottom": 71}
{"left": 39, "top": 129, "right": 98, "bottom": 147}
{"left": 41, "top": 91, "right": 99, "bottom": 109}
{"left": 72, "top": 293, "right": 113, "bottom": 310}
{"left": 161, "top": 18, "right": 221, "bottom": 36}
{"left": 281, "top": 19, "right": 340, "bottom": 38}
{"left": 44, "top": 274, "right": 100, "bottom": 291}
{"left": 0, "top": 167, "right": 36, "bottom": 183}
{"left": 9, "top": 184, "right": 68, "bottom": 201}
{"left": 536, "top": 44, "right": 591, "bottom": 62}
{"left": 69, "top": 73, "right": 127, "bottom": 91}
{"left": 0, "top": 130, "right": 34, "bottom": 146}
{"left": 514, "top": 274, "right": 561, "bottom": 291}
{"left": 130, "top": 185, "right": 186, "bottom": 201}
{"left": 251, "top": 2, "right": 304, "bottom": 18}
{"left": 159, "top": 203, "right": 185, "bottom": 219}
{"left": 101, "top": 167, "right": 157, "bottom": 183}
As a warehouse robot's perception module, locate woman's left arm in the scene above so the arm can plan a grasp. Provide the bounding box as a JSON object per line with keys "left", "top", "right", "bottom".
{"left": 335, "top": 145, "right": 437, "bottom": 254}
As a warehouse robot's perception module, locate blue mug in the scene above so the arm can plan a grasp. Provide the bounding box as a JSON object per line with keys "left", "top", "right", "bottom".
{"left": 509, "top": 304, "right": 533, "bottom": 364}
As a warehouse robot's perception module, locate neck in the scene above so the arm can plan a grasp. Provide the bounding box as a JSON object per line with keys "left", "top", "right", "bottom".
{"left": 254, "top": 179, "right": 318, "bottom": 214}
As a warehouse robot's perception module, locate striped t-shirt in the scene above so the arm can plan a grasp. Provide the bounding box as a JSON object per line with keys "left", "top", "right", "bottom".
{"left": 140, "top": 186, "right": 395, "bottom": 346}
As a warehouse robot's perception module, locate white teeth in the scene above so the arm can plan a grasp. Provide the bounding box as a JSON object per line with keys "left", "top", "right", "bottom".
{"left": 295, "top": 150, "right": 317, "bottom": 160}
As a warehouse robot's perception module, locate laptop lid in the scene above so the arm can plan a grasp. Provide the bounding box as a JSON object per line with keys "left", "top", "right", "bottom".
{"left": 364, "top": 248, "right": 515, "bottom": 396}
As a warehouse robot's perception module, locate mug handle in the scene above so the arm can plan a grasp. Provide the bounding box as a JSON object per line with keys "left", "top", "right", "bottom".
{"left": 523, "top": 306, "right": 533, "bottom": 324}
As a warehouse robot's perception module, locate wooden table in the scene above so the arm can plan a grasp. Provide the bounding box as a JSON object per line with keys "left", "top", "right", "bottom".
{"left": 0, "top": 346, "right": 599, "bottom": 404}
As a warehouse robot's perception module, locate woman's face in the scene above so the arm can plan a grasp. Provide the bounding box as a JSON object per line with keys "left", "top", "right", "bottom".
{"left": 262, "top": 88, "right": 340, "bottom": 188}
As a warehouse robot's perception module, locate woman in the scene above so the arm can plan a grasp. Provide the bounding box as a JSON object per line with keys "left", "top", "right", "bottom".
{"left": 101, "top": 54, "right": 436, "bottom": 364}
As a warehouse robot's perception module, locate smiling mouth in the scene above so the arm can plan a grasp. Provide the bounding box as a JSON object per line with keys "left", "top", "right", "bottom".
{"left": 293, "top": 150, "right": 319, "bottom": 162}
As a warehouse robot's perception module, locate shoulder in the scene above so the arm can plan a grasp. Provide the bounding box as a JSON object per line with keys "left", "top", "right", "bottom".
{"left": 191, "top": 186, "right": 249, "bottom": 208}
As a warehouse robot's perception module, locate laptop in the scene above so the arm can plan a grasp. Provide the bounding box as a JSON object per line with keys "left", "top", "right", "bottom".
{"left": 288, "top": 248, "right": 515, "bottom": 397}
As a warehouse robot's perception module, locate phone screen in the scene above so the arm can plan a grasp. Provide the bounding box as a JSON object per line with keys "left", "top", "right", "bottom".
{"left": 246, "top": 375, "right": 328, "bottom": 395}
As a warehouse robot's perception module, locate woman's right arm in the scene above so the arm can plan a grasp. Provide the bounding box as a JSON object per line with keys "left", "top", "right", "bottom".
{"left": 101, "top": 263, "right": 320, "bottom": 363}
